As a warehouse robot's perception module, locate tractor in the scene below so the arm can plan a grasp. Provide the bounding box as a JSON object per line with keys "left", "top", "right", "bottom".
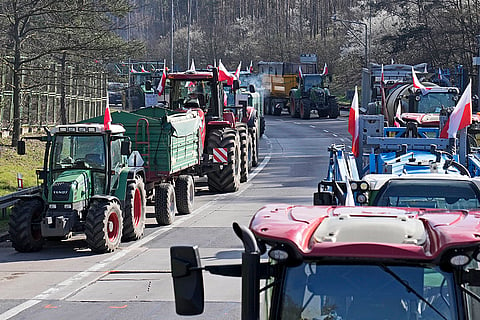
{"left": 9, "top": 122, "right": 146, "bottom": 253}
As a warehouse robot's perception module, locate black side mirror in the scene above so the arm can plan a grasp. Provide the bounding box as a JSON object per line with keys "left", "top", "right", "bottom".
{"left": 170, "top": 246, "right": 205, "bottom": 315}
{"left": 17, "top": 140, "right": 25, "bottom": 155}
{"left": 232, "top": 80, "right": 240, "bottom": 91}
{"left": 249, "top": 84, "right": 256, "bottom": 93}
{"left": 121, "top": 140, "right": 131, "bottom": 156}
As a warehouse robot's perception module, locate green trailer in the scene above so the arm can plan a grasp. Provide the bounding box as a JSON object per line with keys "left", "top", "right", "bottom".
{"left": 81, "top": 106, "right": 202, "bottom": 225}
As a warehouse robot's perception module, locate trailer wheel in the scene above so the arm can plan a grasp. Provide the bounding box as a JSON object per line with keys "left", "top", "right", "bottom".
{"left": 155, "top": 183, "right": 176, "bottom": 225}
{"left": 122, "top": 176, "right": 146, "bottom": 241}
{"left": 300, "top": 100, "right": 311, "bottom": 119}
{"left": 238, "top": 124, "right": 250, "bottom": 182}
{"left": 85, "top": 199, "right": 123, "bottom": 253}
{"left": 8, "top": 198, "right": 44, "bottom": 252}
{"left": 250, "top": 126, "right": 259, "bottom": 167}
{"left": 207, "top": 128, "right": 241, "bottom": 193}
{"left": 328, "top": 96, "right": 340, "bottom": 119}
{"left": 290, "top": 97, "right": 300, "bottom": 118}
{"left": 175, "top": 175, "right": 194, "bottom": 214}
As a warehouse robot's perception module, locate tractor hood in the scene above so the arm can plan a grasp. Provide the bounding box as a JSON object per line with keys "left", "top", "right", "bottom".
{"left": 400, "top": 113, "right": 439, "bottom": 127}
{"left": 49, "top": 170, "right": 89, "bottom": 203}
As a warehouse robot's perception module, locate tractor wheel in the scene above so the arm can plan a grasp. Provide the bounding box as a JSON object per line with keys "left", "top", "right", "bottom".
{"left": 328, "top": 96, "right": 340, "bottom": 119}
{"left": 238, "top": 124, "right": 250, "bottom": 183}
{"left": 290, "top": 97, "right": 300, "bottom": 118}
{"left": 85, "top": 199, "right": 123, "bottom": 253}
{"left": 273, "top": 103, "right": 282, "bottom": 116}
{"left": 300, "top": 100, "right": 311, "bottom": 119}
{"left": 250, "top": 126, "right": 259, "bottom": 167}
{"left": 207, "top": 128, "right": 241, "bottom": 193}
{"left": 122, "top": 176, "right": 146, "bottom": 241}
{"left": 155, "top": 183, "right": 176, "bottom": 225}
{"left": 8, "top": 198, "right": 44, "bottom": 252}
{"left": 260, "top": 116, "right": 265, "bottom": 137}
{"left": 264, "top": 98, "right": 271, "bottom": 115}
{"left": 175, "top": 175, "right": 194, "bottom": 215}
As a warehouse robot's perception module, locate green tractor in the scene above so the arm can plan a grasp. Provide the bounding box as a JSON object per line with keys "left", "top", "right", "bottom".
{"left": 289, "top": 73, "right": 339, "bottom": 119}
{"left": 9, "top": 123, "right": 146, "bottom": 253}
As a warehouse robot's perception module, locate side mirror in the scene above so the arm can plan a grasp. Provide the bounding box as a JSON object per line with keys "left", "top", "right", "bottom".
{"left": 145, "top": 80, "right": 152, "bottom": 91}
{"left": 17, "top": 140, "right": 25, "bottom": 155}
{"left": 249, "top": 84, "right": 256, "bottom": 93}
{"left": 170, "top": 246, "right": 204, "bottom": 315}
{"left": 232, "top": 80, "right": 240, "bottom": 91}
{"left": 121, "top": 140, "right": 131, "bottom": 156}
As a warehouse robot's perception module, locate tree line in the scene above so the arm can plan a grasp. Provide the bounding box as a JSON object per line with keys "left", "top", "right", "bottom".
{"left": 1, "top": 0, "right": 480, "bottom": 145}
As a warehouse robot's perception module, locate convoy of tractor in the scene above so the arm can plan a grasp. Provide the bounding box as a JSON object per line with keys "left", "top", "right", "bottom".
{"left": 9, "top": 58, "right": 480, "bottom": 319}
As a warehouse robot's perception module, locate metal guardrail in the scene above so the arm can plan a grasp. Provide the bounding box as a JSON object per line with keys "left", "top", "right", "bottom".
{"left": 0, "top": 186, "right": 41, "bottom": 219}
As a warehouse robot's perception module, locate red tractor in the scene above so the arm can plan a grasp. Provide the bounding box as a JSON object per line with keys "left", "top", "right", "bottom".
{"left": 171, "top": 204, "right": 480, "bottom": 319}
{"left": 165, "top": 67, "right": 258, "bottom": 192}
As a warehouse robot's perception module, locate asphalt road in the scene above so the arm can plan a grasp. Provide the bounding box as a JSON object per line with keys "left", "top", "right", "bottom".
{"left": 0, "top": 111, "right": 350, "bottom": 320}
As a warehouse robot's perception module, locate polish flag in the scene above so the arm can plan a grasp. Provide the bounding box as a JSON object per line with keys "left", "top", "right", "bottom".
{"left": 321, "top": 63, "right": 328, "bottom": 76}
{"left": 157, "top": 67, "right": 167, "bottom": 96}
{"left": 218, "top": 60, "right": 235, "bottom": 85}
{"left": 440, "top": 80, "right": 472, "bottom": 138}
{"left": 298, "top": 66, "right": 303, "bottom": 79}
{"left": 140, "top": 65, "right": 148, "bottom": 73}
{"left": 348, "top": 86, "right": 360, "bottom": 157}
{"left": 130, "top": 65, "right": 138, "bottom": 73}
{"left": 104, "top": 103, "right": 112, "bottom": 131}
{"left": 248, "top": 61, "right": 253, "bottom": 73}
{"left": 234, "top": 62, "right": 242, "bottom": 81}
{"left": 394, "top": 101, "right": 402, "bottom": 127}
{"left": 188, "top": 59, "right": 195, "bottom": 72}
{"left": 412, "top": 66, "right": 432, "bottom": 95}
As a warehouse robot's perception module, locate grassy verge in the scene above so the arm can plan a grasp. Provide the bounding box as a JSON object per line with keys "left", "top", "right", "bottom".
{"left": 0, "top": 137, "right": 45, "bottom": 234}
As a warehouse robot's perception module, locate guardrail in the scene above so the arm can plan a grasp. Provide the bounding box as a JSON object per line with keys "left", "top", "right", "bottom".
{"left": 0, "top": 186, "right": 41, "bottom": 219}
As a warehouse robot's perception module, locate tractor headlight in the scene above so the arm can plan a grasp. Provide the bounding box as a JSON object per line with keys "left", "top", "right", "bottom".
{"left": 49, "top": 204, "right": 57, "bottom": 209}
{"left": 449, "top": 254, "right": 471, "bottom": 267}
{"left": 356, "top": 193, "right": 368, "bottom": 204}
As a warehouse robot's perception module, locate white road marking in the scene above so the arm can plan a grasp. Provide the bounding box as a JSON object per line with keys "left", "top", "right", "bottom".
{"left": 0, "top": 135, "right": 273, "bottom": 320}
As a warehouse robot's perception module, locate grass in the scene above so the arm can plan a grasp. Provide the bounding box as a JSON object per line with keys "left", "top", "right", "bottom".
{"left": 0, "top": 136, "right": 45, "bottom": 234}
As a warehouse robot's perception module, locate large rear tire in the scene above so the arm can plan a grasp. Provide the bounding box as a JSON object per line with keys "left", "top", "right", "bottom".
{"left": 9, "top": 198, "right": 44, "bottom": 252}
{"left": 155, "top": 183, "right": 176, "bottom": 225}
{"left": 207, "top": 128, "right": 241, "bottom": 193}
{"left": 122, "top": 176, "right": 146, "bottom": 241}
{"left": 290, "top": 97, "right": 300, "bottom": 118}
{"left": 238, "top": 124, "right": 250, "bottom": 183}
{"left": 250, "top": 126, "right": 259, "bottom": 167}
{"left": 300, "top": 99, "right": 311, "bottom": 119}
{"left": 85, "top": 199, "right": 123, "bottom": 253}
{"left": 175, "top": 175, "right": 194, "bottom": 214}
{"left": 328, "top": 96, "right": 340, "bottom": 119}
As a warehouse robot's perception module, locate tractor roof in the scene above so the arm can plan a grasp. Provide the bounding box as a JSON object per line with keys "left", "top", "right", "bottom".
{"left": 363, "top": 173, "right": 480, "bottom": 191}
{"left": 167, "top": 70, "right": 214, "bottom": 81}
{"left": 52, "top": 123, "right": 125, "bottom": 135}
{"left": 250, "top": 204, "right": 480, "bottom": 261}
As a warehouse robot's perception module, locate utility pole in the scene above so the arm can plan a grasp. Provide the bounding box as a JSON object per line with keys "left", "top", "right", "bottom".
{"left": 187, "top": 0, "right": 192, "bottom": 69}
{"left": 170, "top": 0, "right": 174, "bottom": 71}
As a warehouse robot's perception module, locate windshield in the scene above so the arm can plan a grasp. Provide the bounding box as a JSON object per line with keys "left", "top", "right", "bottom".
{"left": 373, "top": 179, "right": 480, "bottom": 209}
{"left": 416, "top": 92, "right": 457, "bottom": 113}
{"left": 170, "top": 80, "right": 211, "bottom": 109}
{"left": 280, "top": 263, "right": 457, "bottom": 320}
{"left": 52, "top": 135, "right": 106, "bottom": 170}
{"left": 303, "top": 76, "right": 323, "bottom": 90}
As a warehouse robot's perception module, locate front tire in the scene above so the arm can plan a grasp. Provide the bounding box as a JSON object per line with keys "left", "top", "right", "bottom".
{"left": 85, "top": 200, "right": 123, "bottom": 253}
{"left": 300, "top": 99, "right": 310, "bottom": 119}
{"left": 207, "top": 128, "right": 241, "bottom": 193}
{"left": 250, "top": 126, "right": 259, "bottom": 167}
{"left": 238, "top": 124, "right": 250, "bottom": 183}
{"left": 155, "top": 183, "right": 176, "bottom": 225}
{"left": 175, "top": 175, "right": 195, "bottom": 214}
{"left": 328, "top": 96, "right": 340, "bottom": 119}
{"left": 122, "top": 176, "right": 146, "bottom": 241}
{"left": 9, "top": 198, "right": 45, "bottom": 252}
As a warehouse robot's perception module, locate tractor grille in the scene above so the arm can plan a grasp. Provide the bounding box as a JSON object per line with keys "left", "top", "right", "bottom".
{"left": 51, "top": 181, "right": 71, "bottom": 201}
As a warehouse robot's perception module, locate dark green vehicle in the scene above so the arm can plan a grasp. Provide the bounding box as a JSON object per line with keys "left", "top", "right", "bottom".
{"left": 10, "top": 123, "right": 147, "bottom": 253}
{"left": 289, "top": 73, "right": 339, "bottom": 119}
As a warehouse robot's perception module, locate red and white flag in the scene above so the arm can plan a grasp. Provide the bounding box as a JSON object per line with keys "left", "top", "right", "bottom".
{"left": 157, "top": 67, "right": 167, "bottom": 96}
{"left": 440, "top": 80, "right": 472, "bottom": 138}
{"left": 234, "top": 62, "right": 242, "bottom": 81}
{"left": 140, "top": 65, "right": 148, "bottom": 73}
{"left": 412, "top": 66, "right": 432, "bottom": 95}
{"left": 104, "top": 103, "right": 112, "bottom": 131}
{"left": 348, "top": 86, "right": 360, "bottom": 157}
{"left": 218, "top": 60, "right": 235, "bottom": 85}
{"left": 321, "top": 63, "right": 328, "bottom": 76}
{"left": 298, "top": 66, "right": 303, "bottom": 79}
{"left": 248, "top": 60, "right": 253, "bottom": 73}
{"left": 130, "top": 65, "right": 138, "bottom": 73}
{"left": 394, "top": 101, "right": 402, "bottom": 127}
{"left": 188, "top": 59, "right": 195, "bottom": 72}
